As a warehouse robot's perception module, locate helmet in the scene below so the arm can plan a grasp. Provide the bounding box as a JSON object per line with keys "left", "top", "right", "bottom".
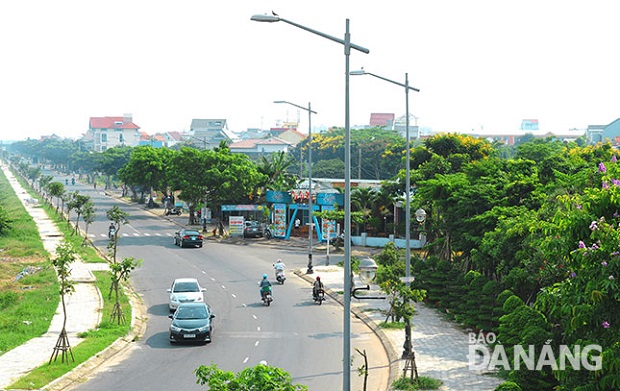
{"left": 316, "top": 276, "right": 321, "bottom": 281}
{"left": 263, "top": 274, "right": 268, "bottom": 279}
{"left": 276, "top": 259, "right": 282, "bottom": 263}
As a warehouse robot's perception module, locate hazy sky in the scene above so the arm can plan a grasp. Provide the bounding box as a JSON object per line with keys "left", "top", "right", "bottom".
{"left": 2, "top": 1, "right": 619, "bottom": 141}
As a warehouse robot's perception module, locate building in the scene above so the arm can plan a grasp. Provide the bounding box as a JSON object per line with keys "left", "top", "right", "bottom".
{"left": 586, "top": 119, "right": 620, "bottom": 145}
{"left": 229, "top": 137, "right": 293, "bottom": 158}
{"left": 189, "top": 119, "right": 237, "bottom": 149}
{"left": 85, "top": 114, "right": 141, "bottom": 151}
{"left": 369, "top": 113, "right": 395, "bottom": 129}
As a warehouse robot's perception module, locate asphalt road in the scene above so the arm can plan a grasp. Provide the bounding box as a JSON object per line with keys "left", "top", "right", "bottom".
{"left": 54, "top": 176, "right": 387, "bottom": 391}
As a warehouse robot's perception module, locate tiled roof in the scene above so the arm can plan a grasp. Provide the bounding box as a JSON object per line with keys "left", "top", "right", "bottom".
{"left": 89, "top": 116, "right": 140, "bottom": 129}
{"left": 229, "top": 137, "right": 292, "bottom": 149}
{"left": 369, "top": 113, "right": 395, "bottom": 127}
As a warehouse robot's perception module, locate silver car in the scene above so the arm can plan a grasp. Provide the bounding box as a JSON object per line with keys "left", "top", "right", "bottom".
{"left": 167, "top": 278, "right": 206, "bottom": 311}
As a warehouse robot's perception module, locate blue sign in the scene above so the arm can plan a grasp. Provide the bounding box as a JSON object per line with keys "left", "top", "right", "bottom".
{"left": 316, "top": 193, "right": 343, "bottom": 206}
{"left": 266, "top": 190, "right": 292, "bottom": 203}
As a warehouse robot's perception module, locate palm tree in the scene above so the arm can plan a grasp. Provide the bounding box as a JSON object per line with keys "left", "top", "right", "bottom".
{"left": 351, "top": 187, "right": 380, "bottom": 234}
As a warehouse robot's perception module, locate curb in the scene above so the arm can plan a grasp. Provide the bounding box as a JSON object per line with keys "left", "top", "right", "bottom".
{"left": 293, "top": 269, "right": 400, "bottom": 390}
{"left": 43, "top": 281, "right": 148, "bottom": 391}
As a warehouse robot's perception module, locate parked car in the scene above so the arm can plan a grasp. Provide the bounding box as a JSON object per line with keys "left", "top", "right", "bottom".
{"left": 167, "top": 278, "right": 206, "bottom": 311}
{"left": 243, "top": 221, "right": 263, "bottom": 238}
{"left": 169, "top": 302, "right": 215, "bottom": 344}
{"left": 174, "top": 229, "right": 203, "bottom": 248}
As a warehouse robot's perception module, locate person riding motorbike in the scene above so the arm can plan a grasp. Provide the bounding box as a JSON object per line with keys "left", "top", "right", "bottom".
{"left": 273, "top": 259, "right": 286, "bottom": 277}
{"left": 259, "top": 274, "right": 272, "bottom": 300}
{"left": 108, "top": 223, "right": 116, "bottom": 238}
{"left": 313, "top": 276, "right": 324, "bottom": 300}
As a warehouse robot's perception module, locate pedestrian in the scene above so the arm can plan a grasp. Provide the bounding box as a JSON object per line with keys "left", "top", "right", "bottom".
{"left": 294, "top": 218, "right": 301, "bottom": 236}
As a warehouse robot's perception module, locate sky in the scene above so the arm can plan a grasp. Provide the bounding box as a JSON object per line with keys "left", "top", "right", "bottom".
{"left": 1, "top": 1, "right": 620, "bottom": 141}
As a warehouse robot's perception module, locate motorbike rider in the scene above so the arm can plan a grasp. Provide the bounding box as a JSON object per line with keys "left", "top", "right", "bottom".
{"left": 259, "top": 274, "right": 272, "bottom": 300}
{"left": 313, "top": 276, "right": 324, "bottom": 300}
{"left": 273, "top": 259, "right": 286, "bottom": 279}
{"left": 108, "top": 222, "right": 116, "bottom": 237}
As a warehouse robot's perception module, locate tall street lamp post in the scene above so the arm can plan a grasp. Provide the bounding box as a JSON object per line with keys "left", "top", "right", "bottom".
{"left": 274, "top": 100, "right": 317, "bottom": 274}
{"left": 252, "top": 13, "right": 369, "bottom": 391}
{"left": 350, "top": 69, "right": 419, "bottom": 358}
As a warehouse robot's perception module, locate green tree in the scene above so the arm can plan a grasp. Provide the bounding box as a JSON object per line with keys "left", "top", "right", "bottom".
{"left": 194, "top": 363, "right": 308, "bottom": 391}
{"left": 49, "top": 240, "right": 77, "bottom": 364}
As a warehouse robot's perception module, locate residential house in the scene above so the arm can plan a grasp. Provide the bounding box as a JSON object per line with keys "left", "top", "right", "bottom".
{"left": 86, "top": 114, "right": 141, "bottom": 151}
{"left": 189, "top": 119, "right": 237, "bottom": 149}
{"left": 271, "top": 128, "right": 307, "bottom": 146}
{"left": 229, "top": 137, "right": 293, "bottom": 158}
{"left": 585, "top": 119, "right": 620, "bottom": 145}
{"left": 369, "top": 113, "right": 395, "bottom": 129}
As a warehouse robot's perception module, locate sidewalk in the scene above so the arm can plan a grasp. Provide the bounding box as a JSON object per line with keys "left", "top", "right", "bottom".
{"left": 294, "top": 252, "right": 503, "bottom": 391}
{"left": 0, "top": 165, "right": 108, "bottom": 391}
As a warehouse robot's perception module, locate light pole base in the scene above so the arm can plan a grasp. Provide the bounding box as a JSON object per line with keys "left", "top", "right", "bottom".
{"left": 401, "top": 322, "right": 412, "bottom": 359}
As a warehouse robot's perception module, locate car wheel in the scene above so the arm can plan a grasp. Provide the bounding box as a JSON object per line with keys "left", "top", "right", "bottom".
{"left": 199, "top": 244, "right": 203, "bottom": 248}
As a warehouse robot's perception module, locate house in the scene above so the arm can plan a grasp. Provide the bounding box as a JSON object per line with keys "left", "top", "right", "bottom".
{"left": 228, "top": 137, "right": 293, "bottom": 158}
{"left": 85, "top": 114, "right": 141, "bottom": 151}
{"left": 584, "top": 120, "right": 620, "bottom": 145}
{"left": 161, "top": 131, "right": 185, "bottom": 148}
{"left": 271, "top": 128, "right": 307, "bottom": 146}
{"left": 138, "top": 132, "right": 165, "bottom": 148}
{"left": 369, "top": 113, "right": 395, "bottom": 129}
{"left": 189, "top": 119, "right": 237, "bottom": 149}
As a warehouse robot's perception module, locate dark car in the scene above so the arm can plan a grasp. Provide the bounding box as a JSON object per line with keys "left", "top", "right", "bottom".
{"left": 174, "top": 229, "right": 203, "bottom": 248}
{"left": 169, "top": 302, "right": 215, "bottom": 344}
{"left": 243, "top": 221, "right": 263, "bottom": 238}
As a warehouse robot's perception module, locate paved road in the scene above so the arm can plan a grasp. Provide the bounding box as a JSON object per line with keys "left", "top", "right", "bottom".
{"left": 62, "top": 181, "right": 388, "bottom": 391}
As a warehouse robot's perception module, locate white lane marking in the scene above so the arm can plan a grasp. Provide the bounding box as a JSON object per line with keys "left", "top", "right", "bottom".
{"left": 210, "top": 277, "right": 215, "bottom": 281}
{"left": 243, "top": 357, "right": 249, "bottom": 364}
{"left": 242, "top": 303, "right": 247, "bottom": 307}
{"left": 155, "top": 233, "right": 162, "bottom": 236}
{"left": 252, "top": 315, "right": 257, "bottom": 320}
{"left": 144, "top": 233, "right": 151, "bottom": 236}
{"left": 221, "top": 285, "right": 226, "bottom": 289}
{"left": 231, "top": 293, "right": 237, "bottom": 298}
{"left": 133, "top": 233, "right": 140, "bottom": 236}
{"left": 257, "top": 326, "right": 261, "bottom": 331}
{"left": 255, "top": 341, "right": 260, "bottom": 347}
{"left": 201, "top": 270, "right": 206, "bottom": 275}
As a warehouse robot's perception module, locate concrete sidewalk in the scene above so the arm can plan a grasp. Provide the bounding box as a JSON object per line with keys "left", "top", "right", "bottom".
{"left": 296, "top": 257, "right": 503, "bottom": 391}
{"left": 0, "top": 165, "right": 108, "bottom": 390}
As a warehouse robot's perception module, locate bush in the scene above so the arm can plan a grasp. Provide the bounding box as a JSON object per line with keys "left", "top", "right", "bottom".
{"left": 392, "top": 375, "right": 443, "bottom": 390}
{"left": 495, "top": 381, "right": 522, "bottom": 391}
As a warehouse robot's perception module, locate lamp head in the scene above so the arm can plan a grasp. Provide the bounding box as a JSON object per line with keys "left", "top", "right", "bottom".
{"left": 273, "top": 100, "right": 286, "bottom": 104}
{"left": 251, "top": 14, "right": 280, "bottom": 23}
{"left": 358, "top": 257, "right": 378, "bottom": 285}
{"left": 415, "top": 208, "right": 427, "bottom": 223}
{"left": 349, "top": 69, "right": 367, "bottom": 76}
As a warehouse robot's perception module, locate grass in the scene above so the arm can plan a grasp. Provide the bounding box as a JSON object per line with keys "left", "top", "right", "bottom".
{"left": 0, "top": 168, "right": 59, "bottom": 355}
{"left": 8, "top": 270, "right": 132, "bottom": 390}
{"left": 379, "top": 321, "right": 406, "bottom": 330}
{"left": 1, "top": 167, "right": 131, "bottom": 389}
{"left": 392, "top": 375, "right": 443, "bottom": 390}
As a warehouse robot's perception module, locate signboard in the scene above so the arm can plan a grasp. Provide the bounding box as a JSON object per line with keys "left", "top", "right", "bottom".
{"left": 266, "top": 190, "right": 292, "bottom": 204}
{"left": 321, "top": 205, "right": 337, "bottom": 241}
{"left": 229, "top": 216, "right": 244, "bottom": 236}
{"left": 316, "top": 193, "right": 343, "bottom": 206}
{"left": 272, "top": 203, "right": 287, "bottom": 238}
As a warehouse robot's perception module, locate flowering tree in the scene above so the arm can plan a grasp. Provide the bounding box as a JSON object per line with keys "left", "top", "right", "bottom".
{"left": 535, "top": 158, "right": 620, "bottom": 389}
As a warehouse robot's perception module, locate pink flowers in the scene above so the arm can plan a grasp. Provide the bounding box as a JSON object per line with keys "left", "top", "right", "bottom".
{"left": 599, "top": 162, "right": 607, "bottom": 173}
{"left": 602, "top": 321, "right": 610, "bottom": 329}
{"left": 578, "top": 241, "right": 586, "bottom": 249}
{"left": 609, "top": 275, "right": 615, "bottom": 280}
{"left": 589, "top": 221, "right": 599, "bottom": 230}
{"left": 601, "top": 261, "right": 608, "bottom": 267}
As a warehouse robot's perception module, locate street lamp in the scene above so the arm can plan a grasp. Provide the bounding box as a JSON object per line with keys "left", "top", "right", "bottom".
{"left": 350, "top": 68, "right": 420, "bottom": 359}
{"left": 351, "top": 257, "right": 385, "bottom": 300}
{"left": 252, "top": 13, "right": 369, "bottom": 391}
{"left": 274, "top": 100, "right": 317, "bottom": 274}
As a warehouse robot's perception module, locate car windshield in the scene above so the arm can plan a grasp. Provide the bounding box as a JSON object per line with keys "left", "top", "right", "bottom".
{"left": 246, "top": 222, "right": 259, "bottom": 227}
{"left": 173, "top": 281, "right": 199, "bottom": 293}
{"left": 176, "top": 306, "right": 208, "bottom": 320}
{"left": 183, "top": 231, "right": 200, "bottom": 236}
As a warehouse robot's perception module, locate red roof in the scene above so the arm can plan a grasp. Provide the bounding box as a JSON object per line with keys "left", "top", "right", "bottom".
{"left": 369, "top": 113, "right": 395, "bottom": 127}
{"left": 89, "top": 116, "right": 140, "bottom": 130}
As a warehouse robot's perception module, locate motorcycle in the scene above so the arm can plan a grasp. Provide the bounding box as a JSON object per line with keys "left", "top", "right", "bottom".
{"left": 108, "top": 227, "right": 116, "bottom": 239}
{"left": 165, "top": 207, "right": 182, "bottom": 216}
{"left": 261, "top": 287, "right": 273, "bottom": 306}
{"left": 275, "top": 269, "right": 286, "bottom": 285}
{"left": 313, "top": 289, "right": 325, "bottom": 305}
{"left": 264, "top": 225, "right": 273, "bottom": 239}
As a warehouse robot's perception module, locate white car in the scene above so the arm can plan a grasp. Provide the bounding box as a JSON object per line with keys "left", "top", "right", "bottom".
{"left": 167, "top": 278, "right": 206, "bottom": 311}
